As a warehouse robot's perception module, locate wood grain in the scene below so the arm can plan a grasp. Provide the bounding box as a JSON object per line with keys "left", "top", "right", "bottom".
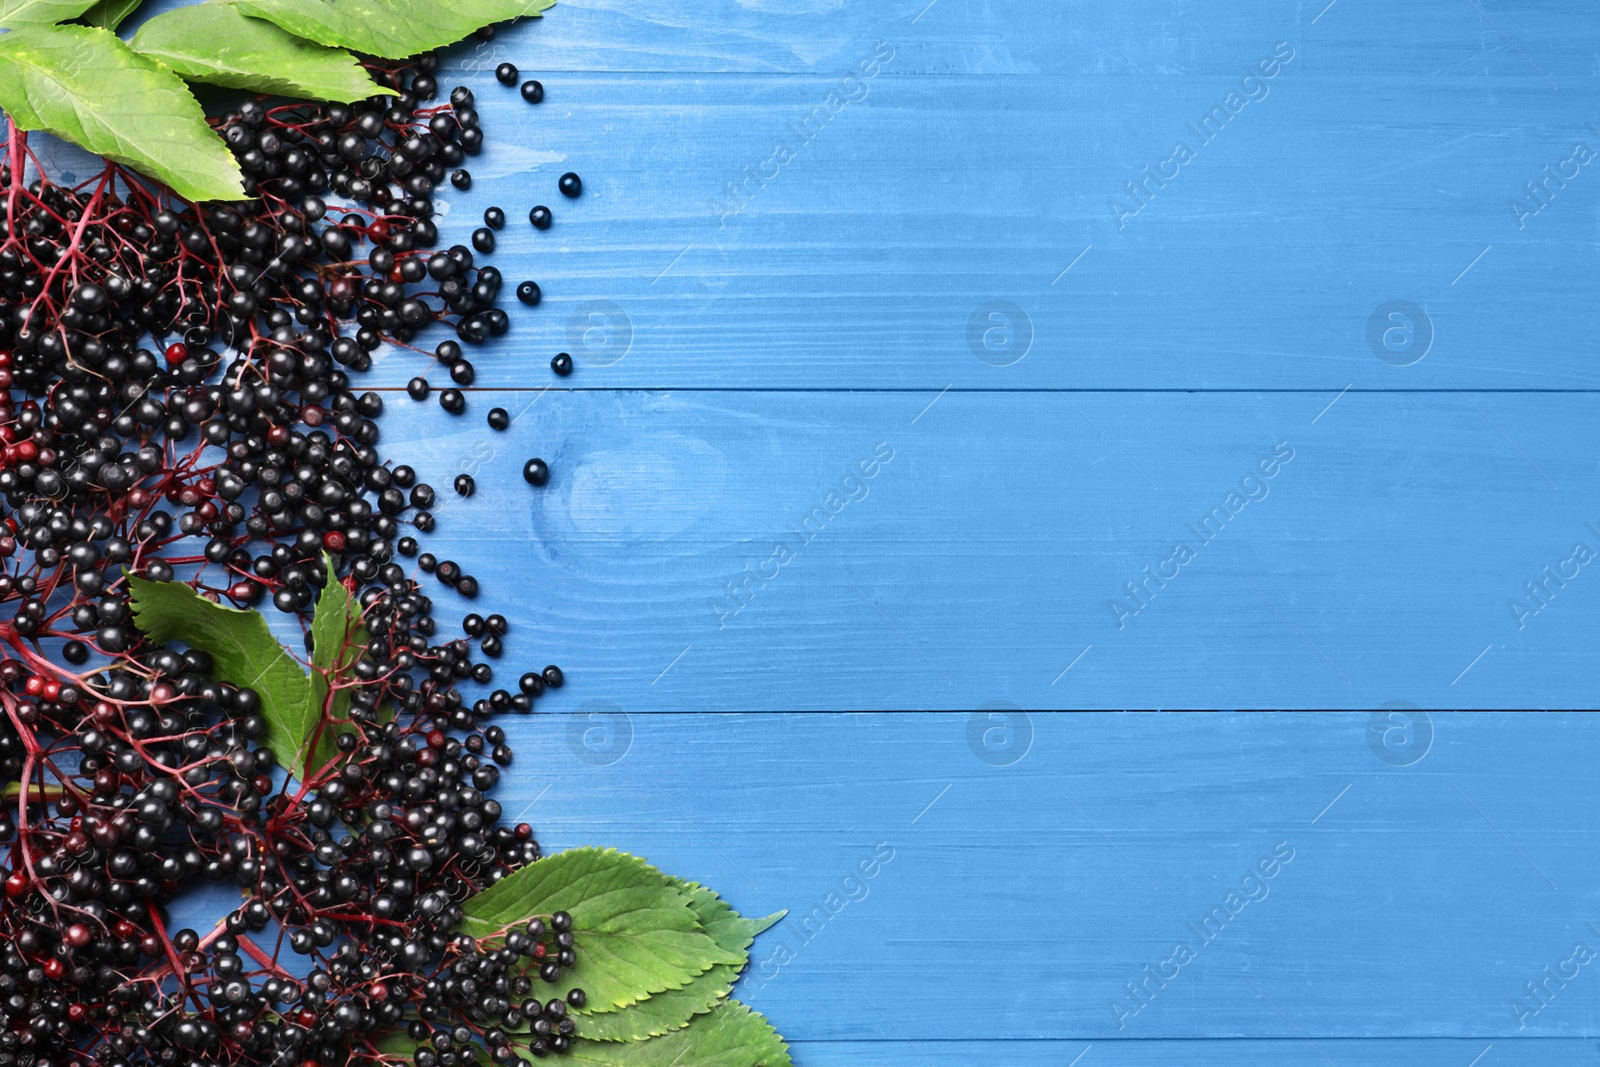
{"left": 377, "top": 387, "right": 1600, "bottom": 709}
{"left": 508, "top": 713, "right": 1600, "bottom": 1042}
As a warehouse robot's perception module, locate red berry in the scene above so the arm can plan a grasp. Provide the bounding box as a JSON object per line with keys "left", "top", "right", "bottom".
{"left": 164, "top": 342, "right": 188, "bottom": 365}
{"left": 322, "top": 531, "right": 346, "bottom": 552}
{"left": 65, "top": 924, "right": 91, "bottom": 948}
{"left": 43, "top": 958, "right": 65, "bottom": 980}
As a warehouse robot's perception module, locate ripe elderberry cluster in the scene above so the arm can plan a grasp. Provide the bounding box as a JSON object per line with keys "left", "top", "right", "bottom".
{"left": 0, "top": 33, "right": 584, "bottom": 1067}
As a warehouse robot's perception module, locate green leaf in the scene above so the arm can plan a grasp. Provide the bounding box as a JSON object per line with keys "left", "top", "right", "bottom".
{"left": 128, "top": 574, "right": 314, "bottom": 772}
{"left": 565, "top": 1002, "right": 792, "bottom": 1067}
{"left": 0, "top": 25, "right": 245, "bottom": 201}
{"left": 75, "top": 0, "right": 140, "bottom": 30}
{"left": 461, "top": 848, "right": 744, "bottom": 1011}
{"left": 0, "top": 0, "right": 98, "bottom": 29}
{"left": 301, "top": 554, "right": 367, "bottom": 776}
{"left": 231, "top": 0, "right": 555, "bottom": 60}
{"left": 576, "top": 881, "right": 783, "bottom": 1042}
{"left": 130, "top": 4, "right": 381, "bottom": 101}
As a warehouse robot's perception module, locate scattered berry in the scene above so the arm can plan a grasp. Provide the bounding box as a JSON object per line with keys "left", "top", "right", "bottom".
{"left": 559, "top": 172, "right": 582, "bottom": 198}
{"left": 529, "top": 205, "right": 552, "bottom": 230}
{"left": 523, "top": 458, "right": 550, "bottom": 485}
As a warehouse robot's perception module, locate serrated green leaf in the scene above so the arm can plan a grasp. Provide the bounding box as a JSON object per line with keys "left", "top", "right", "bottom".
{"left": 576, "top": 881, "right": 782, "bottom": 1041}
{"left": 462, "top": 848, "right": 743, "bottom": 1011}
{"left": 231, "top": 0, "right": 554, "bottom": 60}
{"left": 75, "top": 0, "right": 139, "bottom": 30}
{"left": 130, "top": 4, "right": 381, "bottom": 101}
{"left": 565, "top": 1002, "right": 791, "bottom": 1067}
{"left": 300, "top": 553, "right": 367, "bottom": 776}
{"left": 0, "top": 0, "right": 97, "bottom": 28}
{"left": 0, "top": 25, "right": 245, "bottom": 201}
{"left": 128, "top": 574, "right": 314, "bottom": 772}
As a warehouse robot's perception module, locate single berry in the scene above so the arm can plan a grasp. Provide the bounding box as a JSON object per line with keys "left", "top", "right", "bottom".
{"left": 472, "top": 227, "right": 496, "bottom": 254}
{"left": 450, "top": 360, "right": 475, "bottom": 385}
{"left": 517, "top": 280, "right": 542, "bottom": 306}
{"left": 496, "top": 62, "right": 519, "bottom": 86}
{"left": 407, "top": 377, "right": 430, "bottom": 401}
{"left": 529, "top": 205, "right": 552, "bottom": 230}
{"left": 488, "top": 408, "right": 510, "bottom": 431}
{"left": 451, "top": 169, "right": 472, "bottom": 190}
{"left": 558, "top": 172, "right": 581, "bottom": 198}
{"left": 485, "top": 206, "right": 506, "bottom": 230}
{"left": 520, "top": 79, "right": 544, "bottom": 103}
{"left": 440, "top": 388, "right": 466, "bottom": 415}
{"left": 455, "top": 474, "right": 475, "bottom": 497}
{"left": 543, "top": 665, "right": 564, "bottom": 689}
{"left": 551, "top": 352, "right": 572, "bottom": 376}
{"left": 522, "top": 458, "right": 549, "bottom": 486}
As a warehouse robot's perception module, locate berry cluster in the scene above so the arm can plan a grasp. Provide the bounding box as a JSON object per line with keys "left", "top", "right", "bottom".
{"left": 0, "top": 34, "right": 583, "bottom": 1067}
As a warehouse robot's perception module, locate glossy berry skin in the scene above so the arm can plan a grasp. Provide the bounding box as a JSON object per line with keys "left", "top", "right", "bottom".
{"left": 488, "top": 408, "right": 510, "bottom": 431}
{"left": 496, "top": 62, "right": 519, "bottom": 85}
{"left": 472, "top": 227, "right": 496, "bottom": 254}
{"left": 520, "top": 79, "right": 544, "bottom": 103}
{"left": 558, "top": 172, "right": 581, "bottom": 198}
{"left": 522, "top": 458, "right": 549, "bottom": 486}
{"left": 551, "top": 352, "right": 573, "bottom": 376}
{"left": 529, "top": 205, "right": 552, "bottom": 230}
{"left": 440, "top": 389, "right": 466, "bottom": 415}
{"left": 451, "top": 169, "right": 472, "bottom": 190}
{"left": 407, "top": 377, "right": 430, "bottom": 401}
{"left": 516, "top": 281, "right": 542, "bottom": 306}
{"left": 484, "top": 206, "right": 506, "bottom": 230}
{"left": 450, "top": 360, "right": 475, "bottom": 386}
{"left": 543, "top": 665, "right": 564, "bottom": 689}
{"left": 455, "top": 474, "right": 475, "bottom": 498}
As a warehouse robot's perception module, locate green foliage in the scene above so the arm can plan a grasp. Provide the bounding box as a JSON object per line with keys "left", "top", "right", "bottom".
{"left": 0, "top": 25, "right": 247, "bottom": 201}
{"left": 461, "top": 848, "right": 744, "bottom": 1011}
{"left": 75, "top": 0, "right": 140, "bottom": 30}
{"left": 127, "top": 572, "right": 313, "bottom": 768}
{"left": 128, "top": 556, "right": 364, "bottom": 780}
{"left": 232, "top": 0, "right": 554, "bottom": 60}
{"left": 0, "top": 0, "right": 555, "bottom": 197}
{"left": 574, "top": 880, "right": 783, "bottom": 1041}
{"left": 566, "top": 1002, "right": 792, "bottom": 1067}
{"left": 130, "top": 4, "right": 382, "bottom": 100}
{"left": 0, "top": 0, "right": 98, "bottom": 29}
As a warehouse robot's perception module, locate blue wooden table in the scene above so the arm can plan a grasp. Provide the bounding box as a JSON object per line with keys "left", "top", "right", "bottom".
{"left": 384, "top": 3, "right": 1593, "bottom": 1059}
{"left": 340, "top": 0, "right": 1600, "bottom": 711}
{"left": 37, "top": 0, "right": 1600, "bottom": 1061}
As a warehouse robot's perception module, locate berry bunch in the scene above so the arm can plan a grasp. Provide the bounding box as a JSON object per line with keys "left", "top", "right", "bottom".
{"left": 0, "top": 39, "right": 582, "bottom": 1067}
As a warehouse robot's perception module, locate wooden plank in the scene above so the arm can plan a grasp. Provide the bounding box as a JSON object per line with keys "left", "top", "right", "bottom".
{"left": 450, "top": 0, "right": 1600, "bottom": 78}
{"left": 376, "top": 66, "right": 1600, "bottom": 391}
{"left": 511, "top": 712, "right": 1600, "bottom": 1040}
{"left": 378, "top": 387, "right": 1600, "bottom": 710}
{"left": 784, "top": 1041, "right": 1593, "bottom": 1066}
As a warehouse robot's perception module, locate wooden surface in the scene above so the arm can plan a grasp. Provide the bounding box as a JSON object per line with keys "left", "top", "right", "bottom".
{"left": 27, "top": 0, "right": 1600, "bottom": 1061}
